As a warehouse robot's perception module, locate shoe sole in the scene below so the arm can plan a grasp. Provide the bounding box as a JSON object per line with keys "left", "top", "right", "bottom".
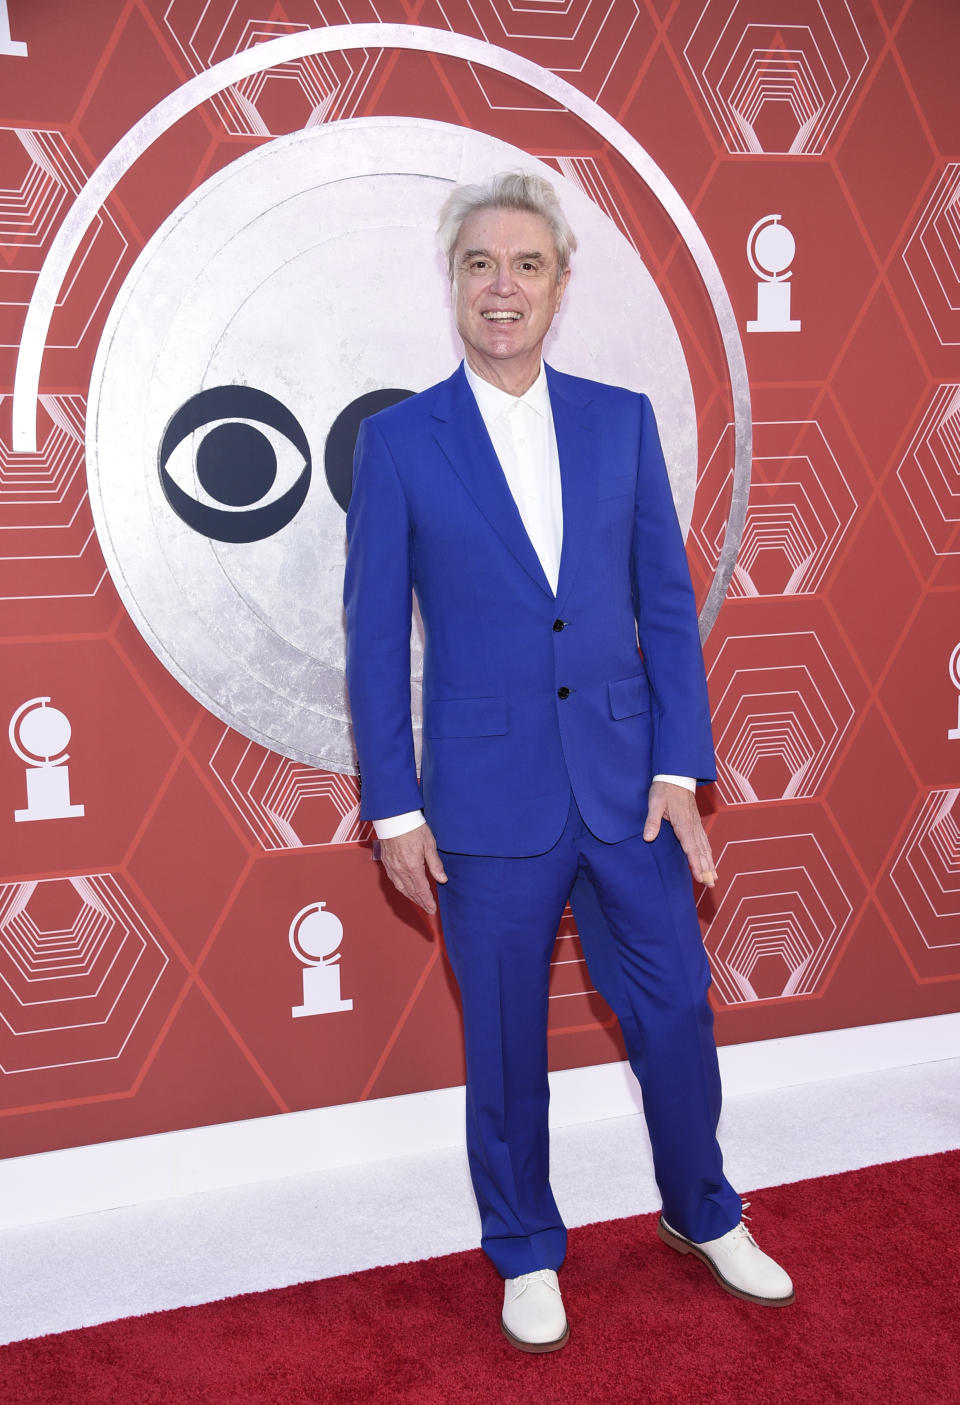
{"left": 657, "top": 1216, "right": 795, "bottom": 1308}
{"left": 501, "top": 1318, "right": 570, "bottom": 1354}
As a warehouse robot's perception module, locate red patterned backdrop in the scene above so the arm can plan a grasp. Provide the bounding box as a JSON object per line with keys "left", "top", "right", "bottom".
{"left": 1, "top": 0, "right": 957, "bottom": 1162}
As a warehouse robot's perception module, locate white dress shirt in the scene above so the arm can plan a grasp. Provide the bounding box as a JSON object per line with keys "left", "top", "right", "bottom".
{"left": 465, "top": 360, "right": 564, "bottom": 594}
{"left": 372, "top": 362, "right": 693, "bottom": 840}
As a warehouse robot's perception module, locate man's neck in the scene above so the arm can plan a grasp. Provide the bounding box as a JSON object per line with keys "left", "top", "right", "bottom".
{"left": 463, "top": 348, "right": 542, "bottom": 398}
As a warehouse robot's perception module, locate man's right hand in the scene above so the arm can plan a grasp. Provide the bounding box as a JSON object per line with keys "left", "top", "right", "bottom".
{"left": 377, "top": 824, "right": 448, "bottom": 915}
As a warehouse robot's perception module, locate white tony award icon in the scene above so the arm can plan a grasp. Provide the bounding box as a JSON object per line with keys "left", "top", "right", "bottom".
{"left": 746, "top": 214, "right": 801, "bottom": 333}
{"left": 948, "top": 643, "right": 960, "bottom": 741}
{"left": 289, "top": 901, "right": 353, "bottom": 1018}
{"left": 10, "top": 697, "right": 85, "bottom": 822}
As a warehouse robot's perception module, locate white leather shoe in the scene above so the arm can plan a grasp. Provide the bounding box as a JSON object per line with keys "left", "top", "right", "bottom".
{"left": 658, "top": 1207, "right": 795, "bottom": 1307}
{"left": 501, "top": 1269, "right": 569, "bottom": 1352}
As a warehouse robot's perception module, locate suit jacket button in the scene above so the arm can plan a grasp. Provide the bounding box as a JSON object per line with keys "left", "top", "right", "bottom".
{"left": 553, "top": 619, "right": 566, "bottom": 632}
{"left": 557, "top": 686, "right": 571, "bottom": 699}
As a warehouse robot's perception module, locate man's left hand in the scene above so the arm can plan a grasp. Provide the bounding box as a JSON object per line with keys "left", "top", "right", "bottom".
{"left": 643, "top": 779, "right": 717, "bottom": 888}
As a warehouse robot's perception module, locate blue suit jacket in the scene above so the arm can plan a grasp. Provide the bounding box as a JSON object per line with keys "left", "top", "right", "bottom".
{"left": 344, "top": 362, "right": 716, "bottom": 857}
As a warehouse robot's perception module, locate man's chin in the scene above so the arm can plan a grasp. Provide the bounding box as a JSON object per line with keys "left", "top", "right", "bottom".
{"left": 468, "top": 338, "right": 536, "bottom": 364}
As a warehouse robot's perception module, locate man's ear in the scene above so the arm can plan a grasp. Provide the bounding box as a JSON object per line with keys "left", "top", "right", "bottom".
{"left": 556, "top": 265, "right": 571, "bottom": 310}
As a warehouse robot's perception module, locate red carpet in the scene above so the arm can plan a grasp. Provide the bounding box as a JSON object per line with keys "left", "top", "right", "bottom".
{"left": 1, "top": 1151, "right": 957, "bottom": 1404}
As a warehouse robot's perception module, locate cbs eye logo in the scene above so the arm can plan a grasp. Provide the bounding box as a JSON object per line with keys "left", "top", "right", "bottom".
{"left": 159, "top": 386, "right": 311, "bottom": 543}
{"left": 159, "top": 385, "right": 413, "bottom": 542}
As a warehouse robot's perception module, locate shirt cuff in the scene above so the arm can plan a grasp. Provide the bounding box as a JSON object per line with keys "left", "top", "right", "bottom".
{"left": 372, "top": 810, "right": 426, "bottom": 839}
{"left": 653, "top": 773, "right": 696, "bottom": 793}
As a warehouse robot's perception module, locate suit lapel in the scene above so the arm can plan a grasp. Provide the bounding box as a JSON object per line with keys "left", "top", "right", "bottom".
{"left": 548, "top": 366, "right": 597, "bottom": 613}
{"left": 431, "top": 365, "right": 553, "bottom": 596}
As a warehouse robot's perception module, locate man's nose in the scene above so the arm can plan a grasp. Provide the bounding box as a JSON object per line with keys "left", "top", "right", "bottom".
{"left": 490, "top": 264, "right": 517, "bottom": 295}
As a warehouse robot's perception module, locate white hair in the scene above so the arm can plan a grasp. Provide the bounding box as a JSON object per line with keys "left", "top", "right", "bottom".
{"left": 437, "top": 171, "right": 577, "bottom": 283}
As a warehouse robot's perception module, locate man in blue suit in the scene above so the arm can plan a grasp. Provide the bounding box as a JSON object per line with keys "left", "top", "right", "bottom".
{"left": 344, "top": 172, "right": 793, "bottom": 1352}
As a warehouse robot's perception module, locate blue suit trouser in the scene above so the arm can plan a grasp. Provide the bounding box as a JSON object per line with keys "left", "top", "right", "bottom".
{"left": 436, "top": 793, "right": 742, "bottom": 1279}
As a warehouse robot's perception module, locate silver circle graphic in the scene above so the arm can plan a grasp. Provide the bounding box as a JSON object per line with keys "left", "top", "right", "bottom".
{"left": 13, "top": 23, "right": 751, "bottom": 640}
{"left": 86, "top": 120, "right": 696, "bottom": 773}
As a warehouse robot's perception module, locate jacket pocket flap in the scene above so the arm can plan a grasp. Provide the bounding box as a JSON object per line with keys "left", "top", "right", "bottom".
{"left": 425, "top": 697, "right": 508, "bottom": 738}
{"left": 608, "top": 674, "right": 651, "bottom": 719}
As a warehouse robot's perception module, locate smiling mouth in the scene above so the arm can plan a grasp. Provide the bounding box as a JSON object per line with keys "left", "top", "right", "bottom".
{"left": 482, "top": 311, "right": 522, "bottom": 322}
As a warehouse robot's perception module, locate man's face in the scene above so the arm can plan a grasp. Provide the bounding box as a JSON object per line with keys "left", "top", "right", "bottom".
{"left": 451, "top": 206, "right": 570, "bottom": 377}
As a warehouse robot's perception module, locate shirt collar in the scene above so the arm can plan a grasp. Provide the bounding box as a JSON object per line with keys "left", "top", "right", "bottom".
{"left": 464, "top": 359, "right": 550, "bottom": 422}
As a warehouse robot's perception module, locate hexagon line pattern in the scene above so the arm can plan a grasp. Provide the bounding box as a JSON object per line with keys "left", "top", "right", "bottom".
{"left": 161, "top": 0, "right": 648, "bottom": 131}
{"left": 896, "top": 384, "right": 960, "bottom": 558}
{"left": 0, "top": 129, "right": 68, "bottom": 246}
{"left": 694, "top": 420, "right": 857, "bottom": 597}
{"left": 0, "top": 393, "right": 107, "bottom": 601}
{"left": 702, "top": 833, "right": 853, "bottom": 1005}
{"left": 1, "top": 394, "right": 84, "bottom": 504}
{"left": 555, "top": 155, "right": 642, "bottom": 257}
{"left": 902, "top": 163, "right": 960, "bottom": 348}
{"left": 683, "top": 0, "right": 869, "bottom": 155}
{"left": 162, "top": 2, "right": 385, "bottom": 137}
{"left": 708, "top": 632, "right": 855, "bottom": 806}
{"left": 208, "top": 727, "right": 371, "bottom": 848}
{"left": 435, "top": 0, "right": 644, "bottom": 98}
{"left": 0, "top": 874, "right": 170, "bottom": 1075}
{"left": 0, "top": 126, "right": 128, "bottom": 352}
{"left": 889, "top": 788, "right": 960, "bottom": 952}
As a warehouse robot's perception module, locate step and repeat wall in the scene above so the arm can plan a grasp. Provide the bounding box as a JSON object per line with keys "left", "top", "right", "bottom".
{"left": 0, "top": 0, "right": 957, "bottom": 1161}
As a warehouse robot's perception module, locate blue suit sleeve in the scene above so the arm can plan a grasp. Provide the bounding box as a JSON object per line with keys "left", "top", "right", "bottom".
{"left": 631, "top": 394, "right": 717, "bottom": 783}
{"left": 343, "top": 416, "right": 424, "bottom": 820}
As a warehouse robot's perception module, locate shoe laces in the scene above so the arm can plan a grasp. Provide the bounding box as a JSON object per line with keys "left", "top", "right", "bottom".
{"left": 728, "top": 1204, "right": 759, "bottom": 1251}
{"left": 511, "top": 1270, "right": 559, "bottom": 1296}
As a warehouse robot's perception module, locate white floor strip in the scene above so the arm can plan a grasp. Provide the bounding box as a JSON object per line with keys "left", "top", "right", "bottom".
{"left": 3, "top": 1013, "right": 956, "bottom": 1232}
{"left": 0, "top": 1057, "right": 956, "bottom": 1347}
